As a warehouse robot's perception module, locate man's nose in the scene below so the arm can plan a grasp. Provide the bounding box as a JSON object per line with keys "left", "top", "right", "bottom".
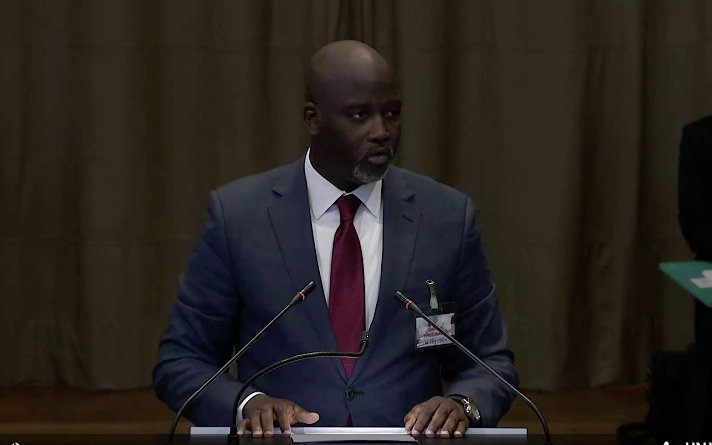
{"left": 368, "top": 115, "right": 390, "bottom": 142}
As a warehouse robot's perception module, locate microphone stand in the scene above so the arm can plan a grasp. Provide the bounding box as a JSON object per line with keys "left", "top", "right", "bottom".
{"left": 394, "top": 291, "right": 553, "bottom": 445}
{"left": 166, "top": 281, "right": 316, "bottom": 443}
{"left": 228, "top": 331, "right": 370, "bottom": 445}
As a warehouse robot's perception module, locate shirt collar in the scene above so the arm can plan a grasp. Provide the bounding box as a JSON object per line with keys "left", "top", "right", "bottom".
{"left": 304, "top": 149, "right": 382, "bottom": 220}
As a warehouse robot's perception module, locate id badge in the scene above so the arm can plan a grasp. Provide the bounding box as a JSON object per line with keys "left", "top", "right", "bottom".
{"left": 415, "top": 279, "right": 456, "bottom": 349}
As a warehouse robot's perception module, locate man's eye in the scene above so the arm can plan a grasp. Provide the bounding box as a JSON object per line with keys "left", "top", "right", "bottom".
{"left": 350, "top": 111, "right": 366, "bottom": 120}
{"left": 385, "top": 110, "right": 401, "bottom": 120}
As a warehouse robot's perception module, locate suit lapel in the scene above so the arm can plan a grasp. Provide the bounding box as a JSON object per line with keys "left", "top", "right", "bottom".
{"left": 267, "top": 158, "right": 345, "bottom": 380}
{"left": 350, "top": 168, "right": 420, "bottom": 381}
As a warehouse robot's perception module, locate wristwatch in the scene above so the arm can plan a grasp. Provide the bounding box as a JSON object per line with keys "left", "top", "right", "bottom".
{"left": 450, "top": 395, "right": 481, "bottom": 426}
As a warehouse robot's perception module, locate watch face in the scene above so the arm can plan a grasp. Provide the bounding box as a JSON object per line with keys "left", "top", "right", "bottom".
{"left": 462, "top": 398, "right": 481, "bottom": 424}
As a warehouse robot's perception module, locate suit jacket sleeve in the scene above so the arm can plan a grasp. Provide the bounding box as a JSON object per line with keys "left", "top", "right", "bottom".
{"left": 153, "top": 191, "right": 257, "bottom": 426}
{"left": 443, "top": 198, "right": 518, "bottom": 427}
{"left": 679, "top": 122, "right": 712, "bottom": 261}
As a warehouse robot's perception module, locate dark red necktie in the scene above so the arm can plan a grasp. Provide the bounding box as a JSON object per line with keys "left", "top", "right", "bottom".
{"left": 328, "top": 194, "right": 366, "bottom": 378}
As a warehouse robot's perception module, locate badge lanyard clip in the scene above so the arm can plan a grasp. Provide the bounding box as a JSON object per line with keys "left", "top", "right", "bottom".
{"left": 426, "top": 278, "right": 439, "bottom": 311}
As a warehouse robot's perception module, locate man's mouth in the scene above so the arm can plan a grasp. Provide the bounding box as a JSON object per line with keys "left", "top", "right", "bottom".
{"left": 364, "top": 147, "right": 393, "bottom": 165}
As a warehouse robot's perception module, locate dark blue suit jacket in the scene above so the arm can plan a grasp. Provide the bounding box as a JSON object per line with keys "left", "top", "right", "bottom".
{"left": 153, "top": 157, "right": 517, "bottom": 427}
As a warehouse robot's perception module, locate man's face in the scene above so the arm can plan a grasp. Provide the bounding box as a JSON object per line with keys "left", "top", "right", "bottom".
{"left": 307, "top": 69, "right": 401, "bottom": 191}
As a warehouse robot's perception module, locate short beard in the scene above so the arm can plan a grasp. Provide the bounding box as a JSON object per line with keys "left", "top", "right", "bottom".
{"left": 352, "top": 162, "right": 390, "bottom": 185}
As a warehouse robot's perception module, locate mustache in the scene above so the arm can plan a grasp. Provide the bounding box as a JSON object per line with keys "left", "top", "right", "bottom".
{"left": 363, "top": 146, "right": 395, "bottom": 159}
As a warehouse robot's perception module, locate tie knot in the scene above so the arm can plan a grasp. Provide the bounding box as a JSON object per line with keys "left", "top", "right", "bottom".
{"left": 336, "top": 194, "right": 361, "bottom": 222}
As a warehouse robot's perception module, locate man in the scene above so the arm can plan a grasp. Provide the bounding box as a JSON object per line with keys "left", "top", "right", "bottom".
{"left": 678, "top": 115, "right": 712, "bottom": 436}
{"left": 679, "top": 114, "right": 712, "bottom": 264}
{"left": 679, "top": 114, "right": 712, "bottom": 347}
{"left": 153, "top": 40, "right": 517, "bottom": 438}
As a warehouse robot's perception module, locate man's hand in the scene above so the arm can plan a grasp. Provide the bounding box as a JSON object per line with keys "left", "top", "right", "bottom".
{"left": 237, "top": 394, "right": 319, "bottom": 437}
{"left": 404, "top": 396, "right": 470, "bottom": 438}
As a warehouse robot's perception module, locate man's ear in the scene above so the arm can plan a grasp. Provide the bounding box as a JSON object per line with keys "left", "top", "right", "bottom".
{"left": 304, "top": 102, "right": 319, "bottom": 136}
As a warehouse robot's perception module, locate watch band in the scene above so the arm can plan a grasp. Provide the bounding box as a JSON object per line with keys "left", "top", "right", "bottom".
{"left": 449, "top": 394, "right": 482, "bottom": 426}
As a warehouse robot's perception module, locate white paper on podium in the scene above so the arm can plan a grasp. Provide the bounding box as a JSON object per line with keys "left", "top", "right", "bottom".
{"left": 291, "top": 432, "right": 414, "bottom": 443}
{"left": 190, "top": 426, "right": 527, "bottom": 437}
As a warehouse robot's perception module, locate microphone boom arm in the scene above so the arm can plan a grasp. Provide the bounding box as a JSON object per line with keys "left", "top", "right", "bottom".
{"left": 167, "top": 281, "right": 316, "bottom": 442}
{"left": 394, "top": 291, "right": 552, "bottom": 445}
{"left": 229, "top": 332, "right": 369, "bottom": 439}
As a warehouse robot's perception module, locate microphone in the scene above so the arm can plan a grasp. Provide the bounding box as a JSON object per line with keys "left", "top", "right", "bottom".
{"left": 228, "top": 331, "right": 370, "bottom": 445}
{"left": 166, "top": 281, "right": 316, "bottom": 443}
{"left": 394, "top": 290, "right": 553, "bottom": 445}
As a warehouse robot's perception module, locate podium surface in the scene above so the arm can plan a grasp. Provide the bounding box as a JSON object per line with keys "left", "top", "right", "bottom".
{"left": 2, "top": 435, "right": 631, "bottom": 445}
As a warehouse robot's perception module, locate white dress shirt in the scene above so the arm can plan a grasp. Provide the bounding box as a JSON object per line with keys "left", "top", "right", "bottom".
{"left": 304, "top": 149, "right": 384, "bottom": 328}
{"left": 238, "top": 150, "right": 384, "bottom": 418}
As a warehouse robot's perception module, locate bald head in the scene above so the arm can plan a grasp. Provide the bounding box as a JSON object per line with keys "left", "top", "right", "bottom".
{"left": 305, "top": 40, "right": 395, "bottom": 103}
{"left": 303, "top": 40, "right": 401, "bottom": 192}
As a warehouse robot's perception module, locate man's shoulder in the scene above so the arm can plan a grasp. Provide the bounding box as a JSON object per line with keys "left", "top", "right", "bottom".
{"left": 215, "top": 159, "right": 301, "bottom": 199}
{"left": 682, "top": 115, "right": 712, "bottom": 159}
{"left": 683, "top": 114, "right": 712, "bottom": 135}
{"left": 389, "top": 168, "right": 473, "bottom": 224}
{"left": 391, "top": 166, "right": 469, "bottom": 200}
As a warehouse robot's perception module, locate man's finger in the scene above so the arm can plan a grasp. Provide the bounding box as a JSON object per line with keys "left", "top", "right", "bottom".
{"left": 411, "top": 400, "right": 438, "bottom": 436}
{"left": 292, "top": 404, "right": 320, "bottom": 425}
{"left": 453, "top": 420, "right": 469, "bottom": 438}
{"left": 439, "top": 409, "right": 462, "bottom": 438}
{"left": 237, "top": 419, "right": 249, "bottom": 437}
{"left": 404, "top": 404, "right": 422, "bottom": 433}
{"left": 250, "top": 411, "right": 264, "bottom": 437}
{"left": 424, "top": 403, "right": 454, "bottom": 437}
{"left": 275, "top": 405, "right": 293, "bottom": 435}
{"left": 260, "top": 408, "right": 275, "bottom": 437}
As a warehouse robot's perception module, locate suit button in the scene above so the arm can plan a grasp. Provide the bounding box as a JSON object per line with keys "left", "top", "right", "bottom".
{"left": 345, "top": 387, "right": 356, "bottom": 400}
